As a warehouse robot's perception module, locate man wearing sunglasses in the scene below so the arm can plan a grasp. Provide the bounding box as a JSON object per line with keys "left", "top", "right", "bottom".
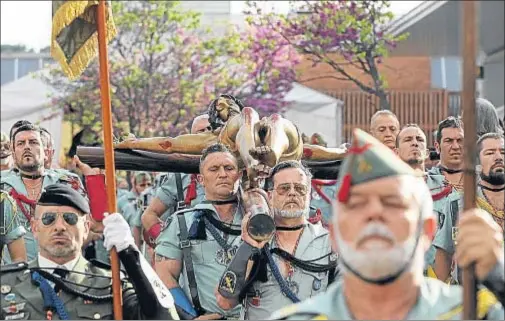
{"left": 0, "top": 183, "right": 178, "bottom": 320}
{"left": 216, "top": 160, "right": 337, "bottom": 319}
{"left": 1, "top": 124, "right": 85, "bottom": 263}
{"left": 141, "top": 114, "right": 210, "bottom": 248}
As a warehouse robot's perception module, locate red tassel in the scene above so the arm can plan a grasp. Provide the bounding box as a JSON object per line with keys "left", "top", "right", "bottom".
{"left": 184, "top": 174, "right": 198, "bottom": 205}
{"left": 85, "top": 174, "right": 108, "bottom": 222}
{"left": 308, "top": 208, "right": 322, "bottom": 224}
{"left": 431, "top": 185, "right": 453, "bottom": 201}
{"left": 337, "top": 174, "right": 352, "bottom": 203}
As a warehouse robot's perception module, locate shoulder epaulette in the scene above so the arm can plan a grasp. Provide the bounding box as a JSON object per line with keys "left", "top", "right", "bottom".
{"left": 0, "top": 261, "right": 28, "bottom": 273}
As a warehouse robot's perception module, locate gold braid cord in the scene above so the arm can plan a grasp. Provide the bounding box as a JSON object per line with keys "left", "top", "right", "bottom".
{"left": 476, "top": 197, "right": 504, "bottom": 230}
{"left": 51, "top": 0, "right": 117, "bottom": 80}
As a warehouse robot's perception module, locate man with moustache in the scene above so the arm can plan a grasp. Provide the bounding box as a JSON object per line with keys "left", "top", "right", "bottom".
{"left": 154, "top": 143, "right": 244, "bottom": 320}
{"left": 395, "top": 124, "right": 458, "bottom": 278}
{"left": 141, "top": 114, "right": 210, "bottom": 248}
{"left": 1, "top": 132, "right": 13, "bottom": 171}
{"left": 369, "top": 110, "right": 400, "bottom": 150}
{"left": 215, "top": 161, "right": 336, "bottom": 319}
{"left": 0, "top": 184, "right": 178, "bottom": 320}
{"left": 270, "top": 129, "right": 504, "bottom": 320}
{"left": 0, "top": 124, "right": 85, "bottom": 262}
{"left": 434, "top": 133, "right": 504, "bottom": 284}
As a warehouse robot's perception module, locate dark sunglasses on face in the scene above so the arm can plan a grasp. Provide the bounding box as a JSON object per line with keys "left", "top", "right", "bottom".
{"left": 275, "top": 183, "right": 308, "bottom": 196}
{"left": 40, "top": 212, "right": 81, "bottom": 226}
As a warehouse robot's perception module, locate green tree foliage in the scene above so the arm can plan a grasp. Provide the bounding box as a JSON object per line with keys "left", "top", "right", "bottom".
{"left": 43, "top": 1, "right": 299, "bottom": 139}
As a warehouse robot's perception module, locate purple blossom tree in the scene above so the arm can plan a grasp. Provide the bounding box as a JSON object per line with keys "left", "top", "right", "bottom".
{"left": 245, "top": 0, "right": 409, "bottom": 110}
{"left": 42, "top": 1, "right": 300, "bottom": 141}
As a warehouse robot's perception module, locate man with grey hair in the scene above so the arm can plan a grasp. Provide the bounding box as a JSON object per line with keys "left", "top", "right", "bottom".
{"left": 370, "top": 110, "right": 400, "bottom": 150}
{"left": 270, "top": 129, "right": 504, "bottom": 320}
{"left": 216, "top": 160, "right": 336, "bottom": 319}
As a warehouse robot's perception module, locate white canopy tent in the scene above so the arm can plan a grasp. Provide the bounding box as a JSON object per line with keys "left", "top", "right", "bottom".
{"left": 284, "top": 82, "right": 343, "bottom": 147}
{"left": 1, "top": 70, "right": 63, "bottom": 166}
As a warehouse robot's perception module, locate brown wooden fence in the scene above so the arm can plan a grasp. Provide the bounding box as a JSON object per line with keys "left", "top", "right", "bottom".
{"left": 325, "top": 90, "right": 461, "bottom": 147}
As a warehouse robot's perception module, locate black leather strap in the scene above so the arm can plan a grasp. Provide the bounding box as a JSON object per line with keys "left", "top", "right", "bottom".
{"left": 218, "top": 242, "right": 259, "bottom": 299}
{"left": 175, "top": 173, "right": 186, "bottom": 211}
{"left": 177, "top": 212, "right": 205, "bottom": 316}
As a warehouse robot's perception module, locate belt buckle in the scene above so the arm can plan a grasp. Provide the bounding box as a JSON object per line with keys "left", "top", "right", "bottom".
{"left": 180, "top": 240, "right": 191, "bottom": 249}
{"left": 177, "top": 201, "right": 187, "bottom": 211}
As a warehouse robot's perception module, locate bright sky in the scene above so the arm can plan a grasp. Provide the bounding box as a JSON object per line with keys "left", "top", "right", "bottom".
{"left": 1, "top": 1, "right": 422, "bottom": 52}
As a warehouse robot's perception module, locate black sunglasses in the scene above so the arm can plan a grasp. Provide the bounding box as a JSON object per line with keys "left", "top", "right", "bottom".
{"left": 40, "top": 212, "right": 81, "bottom": 226}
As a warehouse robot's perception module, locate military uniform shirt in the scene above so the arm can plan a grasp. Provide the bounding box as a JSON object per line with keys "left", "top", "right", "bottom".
{"left": 0, "top": 190, "right": 26, "bottom": 262}
{"left": 117, "top": 190, "right": 137, "bottom": 215}
{"left": 0, "top": 256, "right": 144, "bottom": 320}
{"left": 242, "top": 222, "right": 335, "bottom": 320}
{"left": 155, "top": 173, "right": 205, "bottom": 222}
{"left": 309, "top": 181, "right": 337, "bottom": 224}
{"left": 155, "top": 202, "right": 243, "bottom": 318}
{"left": 424, "top": 174, "right": 460, "bottom": 272}
{"left": 0, "top": 169, "right": 84, "bottom": 262}
{"left": 270, "top": 277, "right": 504, "bottom": 320}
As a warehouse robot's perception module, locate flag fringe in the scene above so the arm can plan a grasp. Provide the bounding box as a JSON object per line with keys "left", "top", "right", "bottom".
{"left": 50, "top": 1, "right": 117, "bottom": 80}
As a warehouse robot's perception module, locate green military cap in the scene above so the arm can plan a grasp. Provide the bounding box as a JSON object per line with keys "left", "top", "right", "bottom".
{"left": 336, "top": 128, "right": 417, "bottom": 203}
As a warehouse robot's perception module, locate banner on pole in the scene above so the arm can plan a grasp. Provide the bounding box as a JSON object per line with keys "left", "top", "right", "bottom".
{"left": 51, "top": 0, "right": 117, "bottom": 80}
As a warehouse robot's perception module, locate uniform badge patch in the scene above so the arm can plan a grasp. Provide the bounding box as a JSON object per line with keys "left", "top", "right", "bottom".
{"left": 219, "top": 271, "right": 237, "bottom": 294}
{"left": 0, "top": 285, "right": 11, "bottom": 294}
{"left": 312, "top": 279, "right": 322, "bottom": 291}
{"left": 216, "top": 245, "right": 238, "bottom": 266}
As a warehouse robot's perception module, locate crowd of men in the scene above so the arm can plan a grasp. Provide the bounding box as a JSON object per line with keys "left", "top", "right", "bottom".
{"left": 0, "top": 95, "right": 504, "bottom": 320}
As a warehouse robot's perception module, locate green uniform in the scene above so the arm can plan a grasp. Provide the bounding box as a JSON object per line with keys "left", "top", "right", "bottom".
{"left": 269, "top": 278, "right": 504, "bottom": 320}
{"left": 155, "top": 173, "right": 205, "bottom": 223}
{"left": 0, "top": 256, "right": 152, "bottom": 320}
{"left": 309, "top": 180, "right": 337, "bottom": 224}
{"left": 0, "top": 190, "right": 26, "bottom": 263}
{"left": 424, "top": 173, "right": 461, "bottom": 274}
{"left": 155, "top": 202, "right": 243, "bottom": 318}
{"left": 242, "top": 222, "right": 336, "bottom": 320}
{"left": 433, "top": 185, "right": 499, "bottom": 283}
{"left": 117, "top": 190, "right": 137, "bottom": 215}
{"left": 0, "top": 169, "right": 85, "bottom": 262}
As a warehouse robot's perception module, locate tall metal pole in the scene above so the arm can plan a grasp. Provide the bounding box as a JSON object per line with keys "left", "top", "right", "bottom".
{"left": 97, "top": 1, "right": 123, "bottom": 319}
{"left": 461, "top": 1, "right": 478, "bottom": 319}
